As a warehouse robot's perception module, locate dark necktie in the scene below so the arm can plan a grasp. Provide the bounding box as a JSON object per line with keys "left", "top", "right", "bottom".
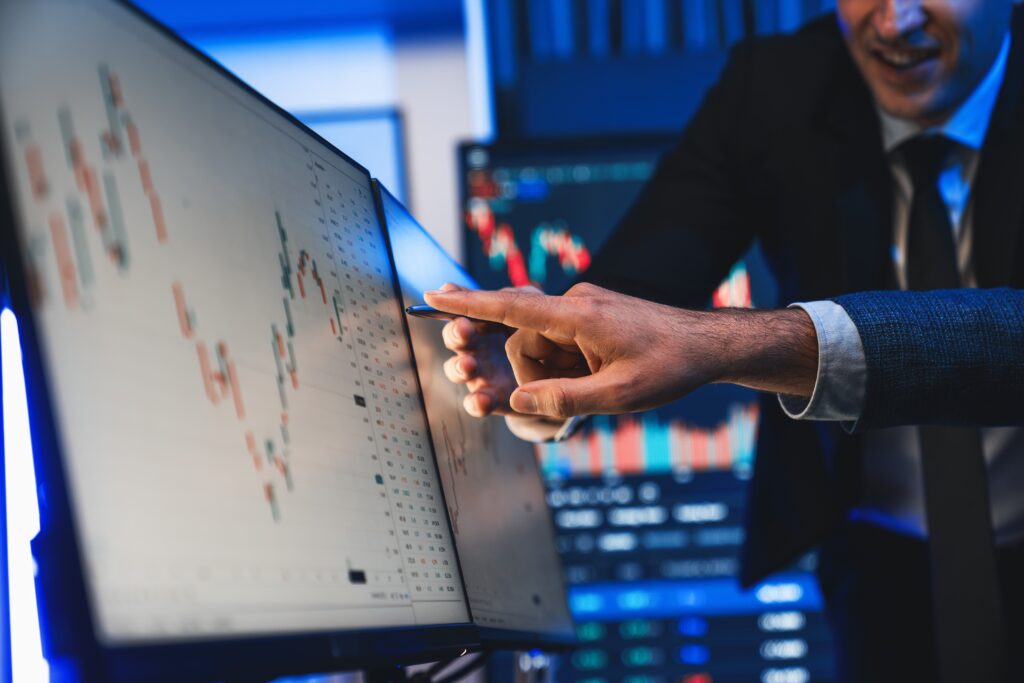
{"left": 901, "top": 134, "right": 1007, "bottom": 682}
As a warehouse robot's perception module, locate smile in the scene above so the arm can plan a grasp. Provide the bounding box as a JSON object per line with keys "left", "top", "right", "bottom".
{"left": 872, "top": 46, "right": 941, "bottom": 69}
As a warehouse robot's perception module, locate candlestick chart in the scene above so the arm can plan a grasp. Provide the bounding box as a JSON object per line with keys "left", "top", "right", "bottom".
{"left": 466, "top": 198, "right": 593, "bottom": 289}
{"left": 538, "top": 403, "right": 759, "bottom": 480}
{"left": 14, "top": 65, "right": 166, "bottom": 310}
{"left": 462, "top": 149, "right": 658, "bottom": 294}
{"left": 385, "top": 186, "right": 574, "bottom": 638}
{"left": 1, "top": 0, "right": 466, "bottom": 640}
{"left": 459, "top": 145, "right": 835, "bottom": 683}
{"left": 460, "top": 144, "right": 759, "bottom": 481}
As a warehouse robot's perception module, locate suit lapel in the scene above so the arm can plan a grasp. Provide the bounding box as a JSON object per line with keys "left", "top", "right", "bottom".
{"left": 972, "top": 17, "right": 1024, "bottom": 287}
{"left": 822, "top": 54, "right": 894, "bottom": 293}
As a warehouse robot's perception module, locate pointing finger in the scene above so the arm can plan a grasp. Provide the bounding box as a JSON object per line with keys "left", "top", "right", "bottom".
{"left": 425, "top": 289, "right": 572, "bottom": 340}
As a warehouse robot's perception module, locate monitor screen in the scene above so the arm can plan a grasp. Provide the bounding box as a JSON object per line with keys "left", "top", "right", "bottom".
{"left": 0, "top": 0, "right": 469, "bottom": 647}
{"left": 461, "top": 140, "right": 673, "bottom": 296}
{"left": 459, "top": 141, "right": 836, "bottom": 682}
{"left": 302, "top": 110, "right": 407, "bottom": 206}
{"left": 379, "top": 181, "right": 575, "bottom": 645}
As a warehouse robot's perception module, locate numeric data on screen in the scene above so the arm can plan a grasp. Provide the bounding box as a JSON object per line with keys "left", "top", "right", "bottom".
{"left": 0, "top": 0, "right": 467, "bottom": 642}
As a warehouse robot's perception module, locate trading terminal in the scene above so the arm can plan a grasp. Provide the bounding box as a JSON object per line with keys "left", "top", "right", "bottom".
{"left": 0, "top": 1, "right": 1020, "bottom": 683}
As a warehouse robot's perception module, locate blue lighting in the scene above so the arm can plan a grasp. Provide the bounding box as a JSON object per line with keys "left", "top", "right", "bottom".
{"left": 678, "top": 644, "right": 710, "bottom": 666}
{"left": 515, "top": 178, "right": 550, "bottom": 202}
{"left": 678, "top": 616, "right": 709, "bottom": 637}
{"left": 1, "top": 309, "right": 47, "bottom": 682}
{"left": 568, "top": 574, "right": 821, "bottom": 621}
{"left": 132, "top": 0, "right": 463, "bottom": 37}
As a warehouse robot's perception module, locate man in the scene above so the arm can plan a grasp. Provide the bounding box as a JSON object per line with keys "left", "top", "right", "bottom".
{"left": 429, "top": 1, "right": 1024, "bottom": 681}
{"left": 423, "top": 285, "right": 1024, "bottom": 426}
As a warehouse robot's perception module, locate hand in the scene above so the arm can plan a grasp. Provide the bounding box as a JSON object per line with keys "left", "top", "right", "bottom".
{"left": 425, "top": 283, "right": 818, "bottom": 420}
{"left": 436, "top": 283, "right": 520, "bottom": 417}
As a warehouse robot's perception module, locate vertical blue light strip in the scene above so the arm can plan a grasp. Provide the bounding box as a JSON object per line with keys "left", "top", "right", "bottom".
{"left": 492, "top": 0, "right": 518, "bottom": 87}
{"left": 463, "top": 0, "right": 496, "bottom": 141}
{"left": 642, "top": 0, "right": 667, "bottom": 55}
{"left": 754, "top": 0, "right": 778, "bottom": 35}
{"left": 1, "top": 309, "right": 47, "bottom": 683}
{"left": 527, "top": 0, "right": 553, "bottom": 62}
{"left": 777, "top": 0, "right": 803, "bottom": 32}
{"left": 681, "top": 0, "right": 708, "bottom": 53}
{"left": 550, "top": 0, "right": 575, "bottom": 59}
{"left": 587, "top": 0, "right": 611, "bottom": 58}
{"left": 621, "top": 0, "right": 646, "bottom": 56}
{"left": 720, "top": 0, "right": 747, "bottom": 47}
{"left": 0, "top": 305, "right": 8, "bottom": 683}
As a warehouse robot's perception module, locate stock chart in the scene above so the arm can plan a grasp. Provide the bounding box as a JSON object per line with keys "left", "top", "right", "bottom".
{"left": 384, "top": 187, "right": 574, "bottom": 639}
{"left": 460, "top": 144, "right": 836, "bottom": 682}
{"left": 462, "top": 144, "right": 658, "bottom": 295}
{"left": 1, "top": 0, "right": 468, "bottom": 642}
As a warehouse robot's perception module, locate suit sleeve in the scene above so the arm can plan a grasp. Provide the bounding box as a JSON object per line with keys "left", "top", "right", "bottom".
{"left": 833, "top": 288, "right": 1024, "bottom": 429}
{"left": 579, "top": 43, "right": 759, "bottom": 309}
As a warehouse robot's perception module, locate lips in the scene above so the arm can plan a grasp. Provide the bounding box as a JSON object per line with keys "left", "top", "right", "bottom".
{"left": 865, "top": 42, "right": 943, "bottom": 89}
{"left": 872, "top": 45, "right": 941, "bottom": 69}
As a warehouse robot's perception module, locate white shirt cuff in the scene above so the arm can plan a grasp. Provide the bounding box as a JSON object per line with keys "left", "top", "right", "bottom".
{"left": 778, "top": 300, "right": 866, "bottom": 422}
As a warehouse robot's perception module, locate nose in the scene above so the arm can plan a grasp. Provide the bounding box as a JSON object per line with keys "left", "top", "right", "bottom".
{"left": 873, "top": 0, "right": 927, "bottom": 41}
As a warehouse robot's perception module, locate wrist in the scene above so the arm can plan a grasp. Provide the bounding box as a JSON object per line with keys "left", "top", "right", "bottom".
{"left": 708, "top": 308, "right": 818, "bottom": 397}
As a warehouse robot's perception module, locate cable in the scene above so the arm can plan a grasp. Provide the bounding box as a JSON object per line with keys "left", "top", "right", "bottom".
{"left": 409, "top": 656, "right": 457, "bottom": 683}
{"left": 432, "top": 651, "right": 492, "bottom": 683}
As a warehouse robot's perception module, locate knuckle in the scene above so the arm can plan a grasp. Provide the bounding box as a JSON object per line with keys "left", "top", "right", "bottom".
{"left": 442, "top": 323, "right": 459, "bottom": 348}
{"left": 503, "top": 288, "right": 541, "bottom": 326}
{"left": 443, "top": 356, "right": 462, "bottom": 381}
{"left": 566, "top": 282, "right": 599, "bottom": 297}
{"left": 504, "top": 332, "right": 523, "bottom": 356}
{"left": 571, "top": 296, "right": 600, "bottom": 326}
{"left": 455, "top": 317, "right": 475, "bottom": 337}
{"left": 546, "top": 385, "right": 575, "bottom": 419}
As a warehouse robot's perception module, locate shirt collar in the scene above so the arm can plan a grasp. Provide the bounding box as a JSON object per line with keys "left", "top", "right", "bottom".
{"left": 878, "top": 32, "right": 1011, "bottom": 153}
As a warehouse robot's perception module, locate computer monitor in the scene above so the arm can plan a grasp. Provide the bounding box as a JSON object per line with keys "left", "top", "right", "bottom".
{"left": 301, "top": 109, "right": 408, "bottom": 206}
{"left": 458, "top": 140, "right": 836, "bottom": 682}
{"left": 460, "top": 138, "right": 677, "bottom": 296}
{"left": 377, "top": 181, "right": 575, "bottom": 648}
{"left": 0, "top": 1, "right": 473, "bottom": 680}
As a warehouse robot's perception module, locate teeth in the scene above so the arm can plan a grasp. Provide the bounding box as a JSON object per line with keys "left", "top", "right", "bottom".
{"left": 877, "top": 48, "right": 935, "bottom": 68}
{"left": 888, "top": 52, "right": 916, "bottom": 66}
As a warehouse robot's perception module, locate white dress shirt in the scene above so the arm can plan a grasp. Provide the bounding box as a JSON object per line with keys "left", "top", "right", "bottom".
{"left": 782, "top": 34, "right": 1024, "bottom": 544}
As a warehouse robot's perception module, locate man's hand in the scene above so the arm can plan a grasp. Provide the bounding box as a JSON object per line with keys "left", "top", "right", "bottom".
{"left": 425, "top": 283, "right": 818, "bottom": 420}
{"left": 436, "top": 283, "right": 519, "bottom": 417}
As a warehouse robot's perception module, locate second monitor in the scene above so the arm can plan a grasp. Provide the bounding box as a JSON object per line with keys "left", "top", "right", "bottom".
{"left": 378, "top": 181, "right": 576, "bottom": 647}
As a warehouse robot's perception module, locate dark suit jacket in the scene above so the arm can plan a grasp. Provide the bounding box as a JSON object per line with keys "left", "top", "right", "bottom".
{"left": 834, "top": 288, "right": 1024, "bottom": 429}
{"left": 581, "top": 11, "right": 1024, "bottom": 585}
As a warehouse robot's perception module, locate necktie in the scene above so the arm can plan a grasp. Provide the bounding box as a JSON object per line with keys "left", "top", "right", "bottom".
{"left": 900, "top": 134, "right": 1007, "bottom": 682}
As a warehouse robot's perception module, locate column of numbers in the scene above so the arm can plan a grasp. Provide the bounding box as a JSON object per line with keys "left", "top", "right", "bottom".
{"left": 316, "top": 161, "right": 461, "bottom": 599}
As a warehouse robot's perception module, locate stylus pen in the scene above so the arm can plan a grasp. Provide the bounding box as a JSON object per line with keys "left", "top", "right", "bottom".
{"left": 405, "top": 304, "right": 492, "bottom": 325}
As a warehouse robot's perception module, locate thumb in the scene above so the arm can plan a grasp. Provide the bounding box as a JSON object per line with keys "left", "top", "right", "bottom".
{"left": 510, "top": 372, "right": 625, "bottom": 419}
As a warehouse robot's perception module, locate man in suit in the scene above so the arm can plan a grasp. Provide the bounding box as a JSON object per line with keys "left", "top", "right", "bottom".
{"left": 424, "top": 285, "right": 1024, "bottom": 426}
{"left": 429, "top": 0, "right": 1024, "bottom": 680}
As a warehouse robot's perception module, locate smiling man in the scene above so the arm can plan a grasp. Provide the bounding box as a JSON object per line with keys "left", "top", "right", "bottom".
{"left": 432, "top": 1, "right": 1024, "bottom": 681}
{"left": 843, "top": 0, "right": 1010, "bottom": 121}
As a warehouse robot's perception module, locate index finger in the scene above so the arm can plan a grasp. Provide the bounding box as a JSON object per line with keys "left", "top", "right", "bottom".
{"left": 424, "top": 288, "right": 566, "bottom": 333}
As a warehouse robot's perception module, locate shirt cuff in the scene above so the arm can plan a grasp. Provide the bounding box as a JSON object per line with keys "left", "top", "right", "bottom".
{"left": 777, "top": 300, "right": 866, "bottom": 422}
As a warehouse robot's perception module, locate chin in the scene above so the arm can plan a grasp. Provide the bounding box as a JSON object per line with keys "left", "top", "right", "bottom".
{"left": 873, "top": 87, "right": 948, "bottom": 124}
